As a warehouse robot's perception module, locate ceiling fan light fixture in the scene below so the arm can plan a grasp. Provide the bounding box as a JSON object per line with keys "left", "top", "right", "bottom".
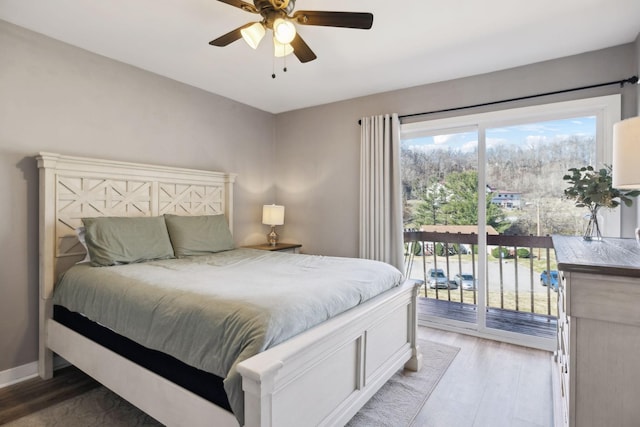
{"left": 273, "top": 18, "right": 296, "bottom": 44}
{"left": 273, "top": 38, "right": 294, "bottom": 57}
{"left": 240, "top": 22, "right": 265, "bottom": 49}
{"left": 211, "top": 0, "right": 374, "bottom": 65}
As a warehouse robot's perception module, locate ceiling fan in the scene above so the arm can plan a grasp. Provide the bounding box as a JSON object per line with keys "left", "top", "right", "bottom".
{"left": 209, "top": 0, "right": 374, "bottom": 64}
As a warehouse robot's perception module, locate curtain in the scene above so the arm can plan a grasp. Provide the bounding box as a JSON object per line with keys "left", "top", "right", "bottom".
{"left": 359, "top": 113, "right": 404, "bottom": 272}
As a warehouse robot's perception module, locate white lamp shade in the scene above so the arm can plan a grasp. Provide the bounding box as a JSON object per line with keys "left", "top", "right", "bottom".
{"left": 273, "top": 18, "right": 296, "bottom": 44}
{"left": 273, "top": 38, "right": 294, "bottom": 57}
{"left": 241, "top": 22, "right": 265, "bottom": 49}
{"left": 613, "top": 116, "right": 640, "bottom": 189}
{"left": 262, "top": 204, "right": 285, "bottom": 225}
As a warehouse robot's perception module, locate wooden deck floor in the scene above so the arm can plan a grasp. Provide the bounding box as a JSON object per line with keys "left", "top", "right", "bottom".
{"left": 418, "top": 297, "right": 557, "bottom": 339}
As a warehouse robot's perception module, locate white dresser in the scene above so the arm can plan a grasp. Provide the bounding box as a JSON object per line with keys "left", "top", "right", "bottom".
{"left": 552, "top": 235, "right": 640, "bottom": 427}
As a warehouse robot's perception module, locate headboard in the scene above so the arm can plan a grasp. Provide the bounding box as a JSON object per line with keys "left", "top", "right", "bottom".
{"left": 36, "top": 152, "right": 237, "bottom": 301}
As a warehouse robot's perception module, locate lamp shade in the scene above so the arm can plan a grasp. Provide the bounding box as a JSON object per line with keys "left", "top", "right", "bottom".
{"left": 262, "top": 204, "right": 285, "bottom": 226}
{"left": 273, "top": 18, "right": 296, "bottom": 44}
{"left": 273, "top": 38, "right": 294, "bottom": 57}
{"left": 241, "top": 22, "right": 265, "bottom": 49}
{"left": 613, "top": 116, "right": 640, "bottom": 189}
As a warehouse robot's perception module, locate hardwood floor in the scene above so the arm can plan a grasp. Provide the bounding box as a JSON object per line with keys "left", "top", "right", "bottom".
{"left": 0, "top": 328, "right": 554, "bottom": 427}
{"left": 415, "top": 327, "right": 554, "bottom": 427}
{"left": 0, "top": 366, "right": 99, "bottom": 425}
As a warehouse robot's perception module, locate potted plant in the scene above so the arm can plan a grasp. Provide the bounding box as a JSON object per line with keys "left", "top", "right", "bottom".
{"left": 563, "top": 165, "right": 640, "bottom": 240}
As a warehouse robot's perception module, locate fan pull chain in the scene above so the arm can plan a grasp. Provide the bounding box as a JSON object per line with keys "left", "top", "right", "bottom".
{"left": 272, "top": 42, "right": 289, "bottom": 79}
{"left": 272, "top": 53, "right": 276, "bottom": 79}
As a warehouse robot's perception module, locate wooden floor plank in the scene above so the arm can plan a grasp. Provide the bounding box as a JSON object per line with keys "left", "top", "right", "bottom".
{"left": 0, "top": 365, "right": 99, "bottom": 425}
{"left": 415, "top": 327, "right": 554, "bottom": 427}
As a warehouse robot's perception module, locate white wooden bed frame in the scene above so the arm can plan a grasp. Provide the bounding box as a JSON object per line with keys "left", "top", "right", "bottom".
{"left": 37, "top": 152, "right": 422, "bottom": 427}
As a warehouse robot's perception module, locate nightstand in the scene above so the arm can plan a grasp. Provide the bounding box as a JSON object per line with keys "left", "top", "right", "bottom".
{"left": 243, "top": 243, "right": 302, "bottom": 254}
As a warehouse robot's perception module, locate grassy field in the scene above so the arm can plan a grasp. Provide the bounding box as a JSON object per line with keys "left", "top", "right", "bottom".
{"left": 409, "top": 250, "right": 558, "bottom": 270}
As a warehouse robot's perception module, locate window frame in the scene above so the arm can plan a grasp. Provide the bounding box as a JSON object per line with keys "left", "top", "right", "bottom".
{"left": 400, "top": 94, "right": 621, "bottom": 347}
{"left": 400, "top": 94, "right": 622, "bottom": 236}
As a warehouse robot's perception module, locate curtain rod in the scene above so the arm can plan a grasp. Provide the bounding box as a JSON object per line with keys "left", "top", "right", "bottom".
{"left": 358, "top": 75, "right": 638, "bottom": 125}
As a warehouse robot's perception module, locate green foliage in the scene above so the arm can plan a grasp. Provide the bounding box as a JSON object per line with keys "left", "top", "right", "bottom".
{"left": 432, "top": 242, "right": 464, "bottom": 255}
{"left": 413, "top": 181, "right": 450, "bottom": 225}
{"left": 490, "top": 247, "right": 530, "bottom": 259}
{"left": 404, "top": 241, "right": 422, "bottom": 256}
{"left": 491, "top": 247, "right": 509, "bottom": 259}
{"left": 411, "top": 170, "right": 510, "bottom": 233}
{"left": 563, "top": 165, "right": 640, "bottom": 213}
{"left": 449, "top": 243, "right": 461, "bottom": 255}
{"left": 411, "top": 241, "right": 422, "bottom": 255}
{"left": 434, "top": 170, "right": 507, "bottom": 231}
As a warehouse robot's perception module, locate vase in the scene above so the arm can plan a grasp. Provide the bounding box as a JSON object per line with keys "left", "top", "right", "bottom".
{"left": 583, "top": 209, "right": 603, "bottom": 241}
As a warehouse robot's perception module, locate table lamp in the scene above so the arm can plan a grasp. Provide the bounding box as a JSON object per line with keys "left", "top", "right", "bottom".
{"left": 612, "top": 116, "right": 640, "bottom": 242}
{"left": 262, "top": 204, "right": 285, "bottom": 246}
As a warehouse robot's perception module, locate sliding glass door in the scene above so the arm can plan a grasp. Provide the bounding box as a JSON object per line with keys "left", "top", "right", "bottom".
{"left": 400, "top": 95, "right": 620, "bottom": 349}
{"left": 401, "top": 126, "right": 480, "bottom": 328}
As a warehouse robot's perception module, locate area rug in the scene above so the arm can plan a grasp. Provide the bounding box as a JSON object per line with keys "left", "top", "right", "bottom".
{"left": 346, "top": 339, "right": 459, "bottom": 427}
{"left": 5, "top": 339, "right": 459, "bottom": 427}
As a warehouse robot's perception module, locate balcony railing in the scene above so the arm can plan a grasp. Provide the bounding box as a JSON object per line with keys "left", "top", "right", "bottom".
{"left": 404, "top": 230, "right": 557, "bottom": 339}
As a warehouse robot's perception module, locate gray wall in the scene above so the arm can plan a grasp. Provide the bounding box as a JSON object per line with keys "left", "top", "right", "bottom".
{"left": 275, "top": 42, "right": 639, "bottom": 257}
{"left": 2, "top": 17, "right": 639, "bottom": 376}
{"left": 0, "top": 20, "right": 276, "bottom": 372}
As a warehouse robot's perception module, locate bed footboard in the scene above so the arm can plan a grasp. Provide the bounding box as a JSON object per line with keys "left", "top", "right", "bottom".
{"left": 41, "top": 280, "right": 420, "bottom": 427}
{"left": 238, "top": 280, "right": 421, "bottom": 427}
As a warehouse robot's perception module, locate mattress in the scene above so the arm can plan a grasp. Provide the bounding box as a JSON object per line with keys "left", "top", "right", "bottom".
{"left": 53, "top": 248, "right": 403, "bottom": 424}
{"left": 53, "top": 304, "right": 231, "bottom": 411}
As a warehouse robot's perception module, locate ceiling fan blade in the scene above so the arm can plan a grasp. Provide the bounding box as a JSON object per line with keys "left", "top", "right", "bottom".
{"left": 209, "top": 23, "right": 253, "bottom": 47}
{"left": 291, "top": 34, "right": 317, "bottom": 63}
{"left": 216, "top": 0, "right": 258, "bottom": 14}
{"left": 292, "top": 11, "right": 374, "bottom": 29}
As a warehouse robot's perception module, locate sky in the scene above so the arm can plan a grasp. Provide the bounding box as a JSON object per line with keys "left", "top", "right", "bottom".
{"left": 402, "top": 116, "right": 596, "bottom": 153}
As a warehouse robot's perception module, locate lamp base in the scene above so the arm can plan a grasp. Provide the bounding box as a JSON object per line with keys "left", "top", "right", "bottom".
{"left": 267, "top": 226, "right": 279, "bottom": 246}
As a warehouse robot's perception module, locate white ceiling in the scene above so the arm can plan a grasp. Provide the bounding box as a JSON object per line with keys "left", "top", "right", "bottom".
{"left": 2, "top": 0, "right": 639, "bottom": 114}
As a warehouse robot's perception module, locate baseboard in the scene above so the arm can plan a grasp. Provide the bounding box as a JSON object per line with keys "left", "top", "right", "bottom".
{"left": 418, "top": 318, "right": 557, "bottom": 352}
{"left": 0, "top": 356, "right": 69, "bottom": 388}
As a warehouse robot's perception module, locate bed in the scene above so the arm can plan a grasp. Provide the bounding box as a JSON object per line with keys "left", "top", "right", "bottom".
{"left": 36, "top": 152, "right": 422, "bottom": 427}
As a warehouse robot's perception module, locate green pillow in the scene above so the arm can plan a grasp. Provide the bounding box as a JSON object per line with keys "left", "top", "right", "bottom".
{"left": 164, "top": 214, "right": 234, "bottom": 257}
{"left": 82, "top": 216, "right": 174, "bottom": 267}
